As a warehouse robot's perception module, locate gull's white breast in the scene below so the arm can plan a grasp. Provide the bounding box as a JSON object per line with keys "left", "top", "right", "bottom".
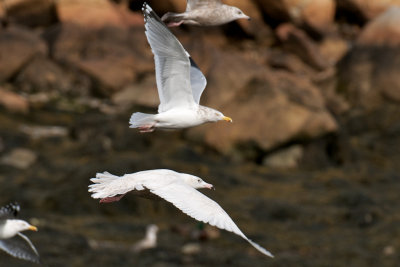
{"left": 154, "top": 107, "right": 203, "bottom": 129}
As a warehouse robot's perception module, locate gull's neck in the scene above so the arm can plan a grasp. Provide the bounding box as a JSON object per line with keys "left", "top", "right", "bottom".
{"left": 0, "top": 220, "right": 19, "bottom": 239}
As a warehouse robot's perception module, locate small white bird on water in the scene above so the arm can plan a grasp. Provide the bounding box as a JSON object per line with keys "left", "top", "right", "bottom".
{"left": 0, "top": 203, "right": 40, "bottom": 263}
{"left": 129, "top": 3, "right": 232, "bottom": 133}
{"left": 132, "top": 224, "right": 159, "bottom": 253}
{"left": 161, "top": 0, "right": 251, "bottom": 27}
{"left": 88, "top": 169, "right": 274, "bottom": 257}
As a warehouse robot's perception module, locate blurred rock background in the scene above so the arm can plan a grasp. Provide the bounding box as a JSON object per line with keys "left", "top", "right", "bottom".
{"left": 0, "top": 0, "right": 400, "bottom": 266}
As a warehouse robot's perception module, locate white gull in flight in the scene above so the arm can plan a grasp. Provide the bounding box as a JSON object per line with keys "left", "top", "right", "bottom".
{"left": 129, "top": 3, "right": 232, "bottom": 133}
{"left": 161, "top": 0, "right": 250, "bottom": 27}
{"left": 0, "top": 203, "right": 40, "bottom": 263}
{"left": 88, "top": 169, "right": 274, "bottom": 257}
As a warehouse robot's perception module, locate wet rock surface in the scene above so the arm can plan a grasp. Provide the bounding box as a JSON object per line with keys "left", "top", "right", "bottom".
{"left": 1, "top": 0, "right": 400, "bottom": 266}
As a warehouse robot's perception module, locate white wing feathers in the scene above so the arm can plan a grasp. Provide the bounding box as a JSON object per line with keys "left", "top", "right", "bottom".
{"left": 187, "top": 0, "right": 223, "bottom": 11}
{"left": 89, "top": 170, "right": 273, "bottom": 257}
{"left": 0, "top": 234, "right": 40, "bottom": 263}
{"left": 143, "top": 4, "right": 196, "bottom": 113}
{"left": 150, "top": 183, "right": 273, "bottom": 257}
{"left": 189, "top": 57, "right": 207, "bottom": 104}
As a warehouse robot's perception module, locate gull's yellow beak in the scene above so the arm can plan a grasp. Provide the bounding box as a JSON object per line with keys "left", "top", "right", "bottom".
{"left": 28, "top": 225, "right": 38, "bottom": 232}
{"left": 222, "top": 116, "right": 233, "bottom": 122}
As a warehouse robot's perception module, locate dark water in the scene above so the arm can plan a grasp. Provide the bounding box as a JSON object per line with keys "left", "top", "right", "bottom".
{"left": 1, "top": 106, "right": 400, "bottom": 267}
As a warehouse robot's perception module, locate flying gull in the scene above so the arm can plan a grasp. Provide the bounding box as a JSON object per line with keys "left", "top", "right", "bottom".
{"left": 161, "top": 0, "right": 250, "bottom": 27}
{"left": 129, "top": 3, "right": 232, "bottom": 133}
{"left": 88, "top": 169, "right": 274, "bottom": 257}
{"left": 0, "top": 203, "right": 40, "bottom": 263}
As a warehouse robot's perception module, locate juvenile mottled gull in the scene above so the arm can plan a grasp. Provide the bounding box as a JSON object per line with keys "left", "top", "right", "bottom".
{"left": 0, "top": 203, "right": 40, "bottom": 263}
{"left": 129, "top": 3, "right": 232, "bottom": 133}
{"left": 88, "top": 169, "right": 274, "bottom": 257}
{"left": 161, "top": 0, "right": 250, "bottom": 27}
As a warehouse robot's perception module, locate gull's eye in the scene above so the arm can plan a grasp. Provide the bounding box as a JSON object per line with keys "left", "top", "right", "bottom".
{"left": 197, "top": 179, "right": 201, "bottom": 183}
{"left": 237, "top": 11, "right": 241, "bottom": 15}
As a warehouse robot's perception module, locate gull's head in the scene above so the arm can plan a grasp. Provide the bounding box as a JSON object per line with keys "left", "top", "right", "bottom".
{"left": 182, "top": 174, "right": 214, "bottom": 190}
{"left": 208, "top": 109, "right": 232, "bottom": 123}
{"left": 147, "top": 224, "right": 159, "bottom": 235}
{"left": 230, "top": 7, "right": 251, "bottom": 21}
{"left": 4, "top": 219, "right": 37, "bottom": 238}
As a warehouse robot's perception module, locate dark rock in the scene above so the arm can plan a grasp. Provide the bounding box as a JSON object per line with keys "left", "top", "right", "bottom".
{"left": 334, "top": 190, "right": 375, "bottom": 208}
{"left": 254, "top": 0, "right": 336, "bottom": 33}
{"left": 251, "top": 200, "right": 299, "bottom": 222}
{"left": 3, "top": 0, "right": 57, "bottom": 27}
{"left": 337, "top": 8, "right": 400, "bottom": 108}
{"left": 336, "top": 0, "right": 400, "bottom": 21}
{"left": 342, "top": 207, "right": 379, "bottom": 227}
{"left": 337, "top": 46, "right": 400, "bottom": 109}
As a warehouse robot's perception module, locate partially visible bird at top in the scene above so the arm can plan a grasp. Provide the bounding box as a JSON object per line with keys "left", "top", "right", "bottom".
{"left": 132, "top": 224, "right": 159, "bottom": 252}
{"left": 129, "top": 3, "right": 232, "bottom": 133}
{"left": 161, "top": 0, "right": 250, "bottom": 27}
{"left": 0, "top": 203, "right": 40, "bottom": 264}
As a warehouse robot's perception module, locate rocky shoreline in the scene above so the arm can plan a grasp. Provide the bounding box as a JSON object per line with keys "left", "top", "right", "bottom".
{"left": 1, "top": 0, "right": 400, "bottom": 266}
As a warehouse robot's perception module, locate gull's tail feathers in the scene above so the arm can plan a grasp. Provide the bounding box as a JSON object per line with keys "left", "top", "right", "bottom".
{"left": 89, "top": 172, "right": 122, "bottom": 199}
{"left": 129, "top": 112, "right": 156, "bottom": 128}
{"left": 161, "top": 12, "right": 186, "bottom": 26}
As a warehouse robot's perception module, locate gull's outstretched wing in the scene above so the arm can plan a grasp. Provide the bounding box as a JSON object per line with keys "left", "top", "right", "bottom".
{"left": 150, "top": 183, "right": 274, "bottom": 257}
{"left": 189, "top": 57, "right": 207, "bottom": 104}
{"left": 186, "top": 0, "right": 223, "bottom": 11}
{"left": 143, "top": 3, "right": 196, "bottom": 113}
{"left": 0, "top": 233, "right": 40, "bottom": 263}
{"left": 0, "top": 203, "right": 20, "bottom": 220}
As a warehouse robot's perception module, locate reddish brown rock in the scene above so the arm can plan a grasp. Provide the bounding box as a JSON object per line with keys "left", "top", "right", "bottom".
{"left": 208, "top": 75, "right": 336, "bottom": 152}
{"left": 51, "top": 23, "right": 152, "bottom": 94}
{"left": 255, "top": 0, "right": 336, "bottom": 33}
{"left": 111, "top": 74, "right": 159, "bottom": 109}
{"left": 56, "top": 0, "right": 143, "bottom": 29}
{"left": 0, "top": 87, "right": 29, "bottom": 113}
{"left": 0, "top": 3, "right": 5, "bottom": 23}
{"left": 301, "top": 0, "right": 336, "bottom": 33}
{"left": 189, "top": 70, "right": 337, "bottom": 153}
{"left": 15, "top": 55, "right": 89, "bottom": 96}
{"left": 276, "top": 23, "right": 329, "bottom": 70}
{"left": 201, "top": 49, "right": 267, "bottom": 108}
{"left": 0, "top": 26, "right": 47, "bottom": 82}
{"left": 357, "top": 7, "right": 400, "bottom": 46}
{"left": 319, "top": 36, "right": 349, "bottom": 66}
{"left": 2, "top": 0, "right": 57, "bottom": 27}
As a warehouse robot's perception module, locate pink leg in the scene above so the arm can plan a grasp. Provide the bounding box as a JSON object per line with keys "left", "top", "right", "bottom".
{"left": 167, "top": 21, "right": 183, "bottom": 27}
{"left": 100, "top": 194, "right": 126, "bottom": 203}
{"left": 138, "top": 125, "right": 155, "bottom": 133}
